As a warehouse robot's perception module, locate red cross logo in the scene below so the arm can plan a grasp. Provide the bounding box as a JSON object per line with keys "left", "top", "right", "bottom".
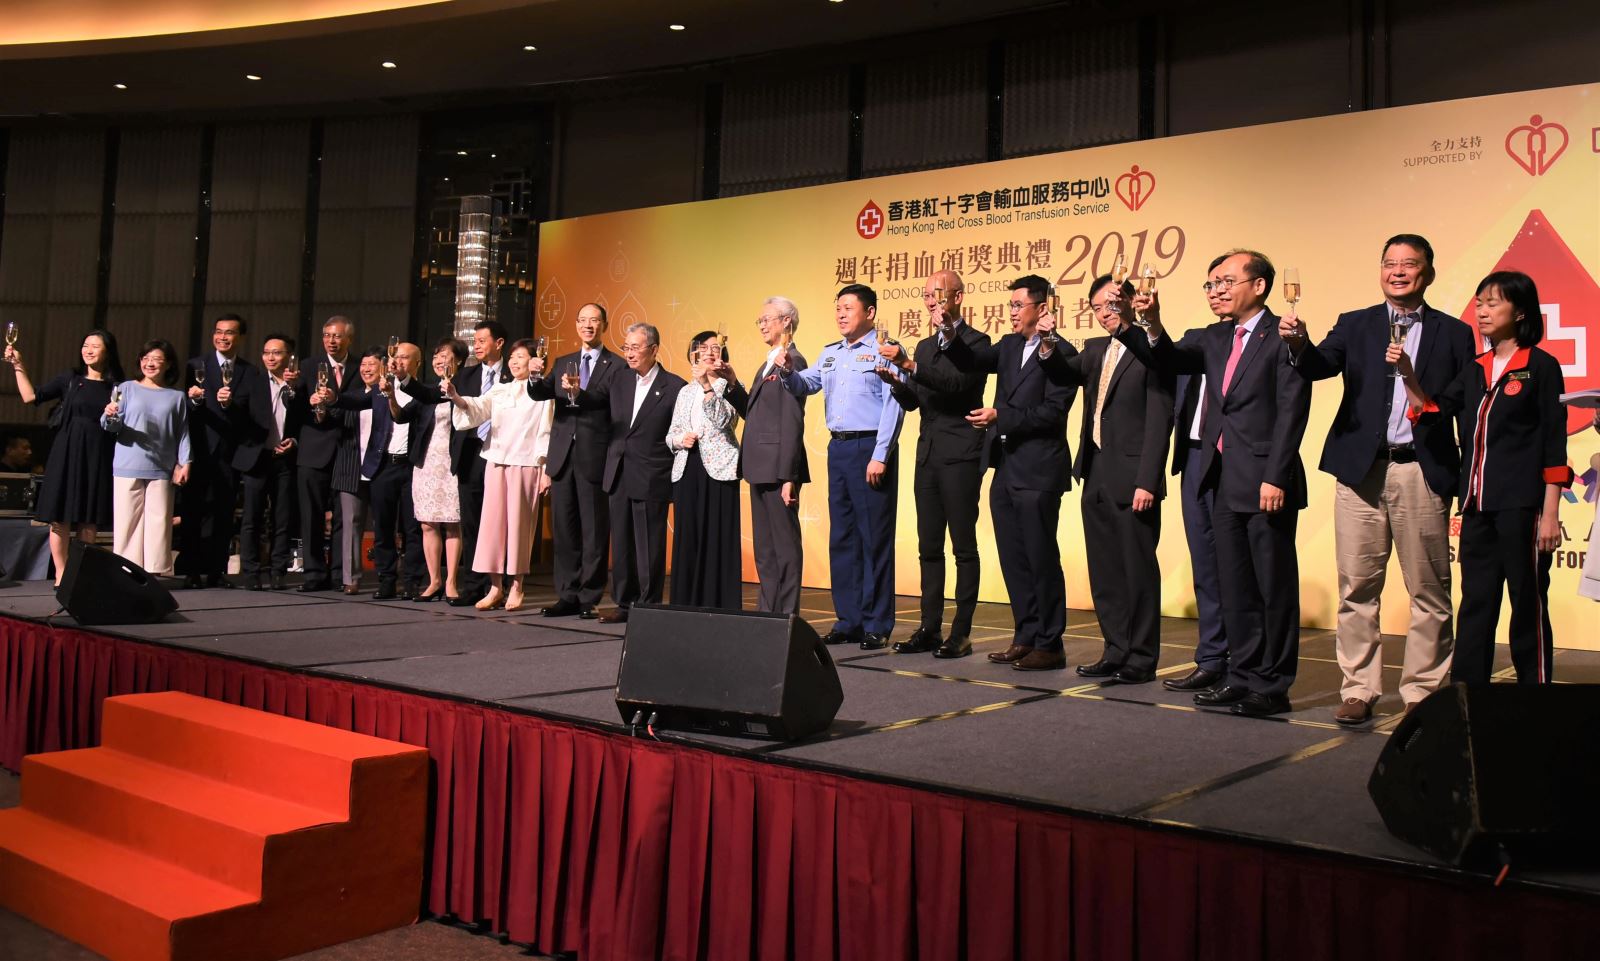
{"left": 856, "top": 201, "right": 885, "bottom": 240}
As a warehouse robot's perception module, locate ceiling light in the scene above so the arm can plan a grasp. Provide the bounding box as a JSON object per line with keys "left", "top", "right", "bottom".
{"left": 381, "top": 61, "right": 397, "bottom": 69}
{"left": 113, "top": 83, "right": 127, "bottom": 89}
{"left": 490, "top": 153, "right": 497, "bottom": 158}
{"left": 669, "top": 24, "right": 685, "bottom": 31}
{"left": 456, "top": 150, "right": 468, "bottom": 156}
{"left": 523, "top": 45, "right": 537, "bottom": 51}
{"left": 245, "top": 74, "right": 262, "bottom": 81}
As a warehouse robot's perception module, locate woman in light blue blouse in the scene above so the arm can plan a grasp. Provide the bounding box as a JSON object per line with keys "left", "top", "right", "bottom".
{"left": 101, "top": 339, "right": 192, "bottom": 576}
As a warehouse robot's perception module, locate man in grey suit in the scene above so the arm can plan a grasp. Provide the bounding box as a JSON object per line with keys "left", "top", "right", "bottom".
{"left": 726, "top": 297, "right": 809, "bottom": 614}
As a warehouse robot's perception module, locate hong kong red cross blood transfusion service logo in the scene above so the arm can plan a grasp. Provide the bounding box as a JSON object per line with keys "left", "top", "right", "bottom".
{"left": 856, "top": 201, "right": 885, "bottom": 240}
{"left": 1504, "top": 114, "right": 1568, "bottom": 176}
{"left": 1114, "top": 165, "right": 1155, "bottom": 211}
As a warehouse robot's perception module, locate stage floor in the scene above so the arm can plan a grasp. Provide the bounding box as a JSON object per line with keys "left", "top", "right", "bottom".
{"left": 4, "top": 574, "right": 1598, "bottom": 898}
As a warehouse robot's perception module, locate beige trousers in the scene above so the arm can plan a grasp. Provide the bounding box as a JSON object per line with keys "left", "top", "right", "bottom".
{"left": 112, "top": 475, "right": 176, "bottom": 576}
{"left": 1333, "top": 460, "right": 1453, "bottom": 704}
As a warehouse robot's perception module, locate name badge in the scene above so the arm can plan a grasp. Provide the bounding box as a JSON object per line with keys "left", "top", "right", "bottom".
{"left": 855, "top": 353, "right": 876, "bottom": 364}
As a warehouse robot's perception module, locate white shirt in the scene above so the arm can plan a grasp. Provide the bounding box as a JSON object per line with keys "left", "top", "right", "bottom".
{"left": 267, "top": 374, "right": 288, "bottom": 446}
{"left": 451, "top": 380, "right": 554, "bottom": 468}
{"left": 1020, "top": 333, "right": 1040, "bottom": 369}
{"left": 631, "top": 363, "right": 661, "bottom": 427}
{"left": 386, "top": 378, "right": 415, "bottom": 456}
{"left": 358, "top": 407, "right": 373, "bottom": 481}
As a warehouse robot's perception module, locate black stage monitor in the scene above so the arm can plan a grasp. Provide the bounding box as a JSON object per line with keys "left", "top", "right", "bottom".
{"left": 56, "top": 540, "right": 178, "bottom": 626}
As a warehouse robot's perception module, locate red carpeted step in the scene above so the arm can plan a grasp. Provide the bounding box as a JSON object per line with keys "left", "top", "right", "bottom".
{"left": 20, "top": 746, "right": 337, "bottom": 895}
{"left": 0, "top": 807, "right": 257, "bottom": 961}
{"left": 0, "top": 692, "right": 429, "bottom": 961}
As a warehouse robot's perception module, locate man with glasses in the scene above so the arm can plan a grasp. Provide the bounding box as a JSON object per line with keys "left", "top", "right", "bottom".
{"left": 1118, "top": 250, "right": 1310, "bottom": 716}
{"left": 725, "top": 297, "right": 810, "bottom": 614}
{"left": 238, "top": 334, "right": 306, "bottom": 590}
{"left": 776, "top": 284, "right": 905, "bottom": 649}
{"left": 873, "top": 270, "right": 991, "bottom": 659}
{"left": 945, "top": 274, "right": 1078, "bottom": 671}
{"left": 178, "top": 313, "right": 257, "bottom": 588}
{"left": 1037, "top": 275, "right": 1174, "bottom": 683}
{"left": 1279, "top": 235, "right": 1474, "bottom": 723}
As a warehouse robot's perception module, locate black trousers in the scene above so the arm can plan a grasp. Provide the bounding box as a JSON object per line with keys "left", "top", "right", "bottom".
{"left": 550, "top": 463, "right": 611, "bottom": 607}
{"left": 990, "top": 479, "right": 1066, "bottom": 652}
{"left": 1211, "top": 479, "right": 1300, "bottom": 696}
{"left": 1455, "top": 506, "right": 1554, "bottom": 684}
{"left": 240, "top": 456, "right": 295, "bottom": 578}
{"left": 610, "top": 492, "right": 668, "bottom": 610}
{"left": 177, "top": 457, "right": 239, "bottom": 576}
{"left": 913, "top": 455, "right": 983, "bottom": 638}
{"left": 750, "top": 481, "right": 802, "bottom": 615}
{"left": 297, "top": 464, "right": 342, "bottom": 586}
{"left": 369, "top": 458, "right": 423, "bottom": 587}
{"left": 455, "top": 455, "right": 489, "bottom": 599}
{"left": 1081, "top": 466, "right": 1162, "bottom": 672}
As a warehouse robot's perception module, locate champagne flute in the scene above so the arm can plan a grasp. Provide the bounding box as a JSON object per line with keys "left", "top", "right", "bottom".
{"left": 385, "top": 335, "right": 400, "bottom": 386}
{"left": 283, "top": 353, "right": 298, "bottom": 401}
{"left": 192, "top": 365, "right": 206, "bottom": 405}
{"left": 564, "top": 360, "right": 580, "bottom": 407}
{"left": 873, "top": 317, "right": 895, "bottom": 374}
{"left": 1111, "top": 253, "right": 1130, "bottom": 287}
{"left": 1282, "top": 268, "right": 1302, "bottom": 312}
{"left": 535, "top": 335, "right": 549, "bottom": 375}
{"left": 1389, "top": 314, "right": 1408, "bottom": 378}
{"left": 1133, "top": 265, "right": 1158, "bottom": 329}
{"left": 316, "top": 361, "right": 331, "bottom": 410}
{"left": 1044, "top": 284, "right": 1061, "bottom": 346}
{"left": 110, "top": 383, "right": 123, "bottom": 414}
{"left": 4, "top": 321, "right": 17, "bottom": 348}
{"left": 716, "top": 322, "right": 729, "bottom": 363}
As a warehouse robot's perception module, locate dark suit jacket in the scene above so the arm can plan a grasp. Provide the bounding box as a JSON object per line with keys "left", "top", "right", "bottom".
{"left": 1293, "top": 303, "right": 1476, "bottom": 500}
{"left": 240, "top": 372, "right": 310, "bottom": 475}
{"left": 947, "top": 333, "right": 1077, "bottom": 493}
{"left": 295, "top": 352, "right": 356, "bottom": 471}
{"left": 529, "top": 347, "right": 624, "bottom": 482}
{"left": 1041, "top": 336, "right": 1174, "bottom": 500}
{"left": 185, "top": 353, "right": 260, "bottom": 472}
{"left": 886, "top": 324, "right": 992, "bottom": 468}
{"left": 393, "top": 379, "right": 447, "bottom": 471}
{"left": 727, "top": 346, "right": 810, "bottom": 486}
{"left": 582, "top": 364, "right": 689, "bottom": 501}
{"left": 1120, "top": 311, "right": 1311, "bottom": 513}
{"left": 1170, "top": 373, "right": 1204, "bottom": 476}
{"left": 448, "top": 359, "right": 510, "bottom": 474}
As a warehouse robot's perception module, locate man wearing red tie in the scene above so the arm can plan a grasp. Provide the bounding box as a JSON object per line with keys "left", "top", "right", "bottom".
{"left": 1118, "top": 250, "right": 1311, "bottom": 716}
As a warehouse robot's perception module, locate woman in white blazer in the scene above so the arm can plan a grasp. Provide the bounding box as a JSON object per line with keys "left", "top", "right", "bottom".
{"left": 665, "top": 330, "right": 743, "bottom": 608}
{"left": 444, "top": 338, "right": 554, "bottom": 612}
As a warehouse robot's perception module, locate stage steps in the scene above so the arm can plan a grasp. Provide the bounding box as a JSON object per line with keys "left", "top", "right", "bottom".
{"left": 0, "top": 691, "right": 429, "bottom": 961}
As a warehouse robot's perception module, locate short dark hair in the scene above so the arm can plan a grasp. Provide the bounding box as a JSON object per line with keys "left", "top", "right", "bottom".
{"left": 1207, "top": 248, "right": 1276, "bottom": 297}
{"left": 1383, "top": 234, "right": 1435, "bottom": 267}
{"left": 1087, "top": 274, "right": 1135, "bottom": 303}
{"left": 1476, "top": 270, "right": 1544, "bottom": 347}
{"left": 578, "top": 303, "right": 608, "bottom": 326}
{"left": 261, "top": 333, "right": 296, "bottom": 355}
{"left": 361, "top": 346, "right": 386, "bottom": 362}
{"left": 1009, "top": 274, "right": 1050, "bottom": 304}
{"left": 688, "top": 329, "right": 718, "bottom": 361}
{"left": 74, "top": 329, "right": 125, "bottom": 383}
{"left": 214, "top": 312, "right": 247, "bottom": 336}
{"left": 2, "top": 433, "right": 27, "bottom": 453}
{"left": 137, "top": 339, "right": 180, "bottom": 387}
{"left": 474, "top": 321, "right": 509, "bottom": 344}
{"left": 837, "top": 284, "right": 877, "bottom": 312}
{"left": 433, "top": 336, "right": 468, "bottom": 366}
{"left": 507, "top": 338, "right": 538, "bottom": 360}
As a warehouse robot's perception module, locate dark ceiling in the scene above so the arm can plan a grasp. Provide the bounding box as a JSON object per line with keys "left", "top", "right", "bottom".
{"left": 0, "top": 0, "right": 1073, "bottom": 118}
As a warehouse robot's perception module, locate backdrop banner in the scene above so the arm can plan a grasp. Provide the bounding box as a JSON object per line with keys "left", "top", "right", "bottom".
{"left": 536, "top": 82, "right": 1600, "bottom": 649}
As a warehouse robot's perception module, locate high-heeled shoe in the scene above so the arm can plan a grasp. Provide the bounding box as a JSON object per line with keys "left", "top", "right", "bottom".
{"left": 474, "top": 588, "right": 505, "bottom": 611}
{"left": 503, "top": 588, "right": 525, "bottom": 612}
{"left": 413, "top": 583, "right": 444, "bottom": 602}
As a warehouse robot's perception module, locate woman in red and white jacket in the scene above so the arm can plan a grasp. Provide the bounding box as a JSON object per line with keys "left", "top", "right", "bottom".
{"left": 1393, "top": 270, "right": 1570, "bottom": 684}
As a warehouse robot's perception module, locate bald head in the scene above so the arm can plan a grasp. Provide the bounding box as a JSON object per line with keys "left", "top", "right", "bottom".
{"left": 394, "top": 342, "right": 422, "bottom": 378}
{"left": 924, "top": 270, "right": 965, "bottom": 321}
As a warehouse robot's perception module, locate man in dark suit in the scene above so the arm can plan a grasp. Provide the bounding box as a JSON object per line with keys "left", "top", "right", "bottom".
{"left": 725, "top": 296, "right": 809, "bottom": 615}
{"left": 296, "top": 316, "right": 356, "bottom": 592}
{"left": 1038, "top": 275, "right": 1174, "bottom": 683}
{"left": 178, "top": 313, "right": 258, "bottom": 588}
{"left": 947, "top": 274, "right": 1078, "bottom": 671}
{"left": 1164, "top": 371, "right": 1230, "bottom": 692}
{"left": 529, "top": 304, "right": 623, "bottom": 618}
{"left": 565, "top": 322, "right": 686, "bottom": 624}
{"left": 1280, "top": 234, "right": 1475, "bottom": 723}
{"left": 239, "top": 334, "right": 307, "bottom": 590}
{"left": 446, "top": 320, "right": 508, "bottom": 606}
{"left": 1119, "top": 249, "right": 1311, "bottom": 717}
{"left": 876, "top": 270, "right": 990, "bottom": 659}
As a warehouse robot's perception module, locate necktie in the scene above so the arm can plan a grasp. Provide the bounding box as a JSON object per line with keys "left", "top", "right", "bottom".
{"left": 332, "top": 361, "right": 343, "bottom": 388}
{"left": 477, "top": 365, "right": 493, "bottom": 441}
{"left": 581, "top": 352, "right": 593, "bottom": 389}
{"left": 1216, "top": 325, "right": 1250, "bottom": 451}
{"left": 1092, "top": 340, "right": 1121, "bottom": 449}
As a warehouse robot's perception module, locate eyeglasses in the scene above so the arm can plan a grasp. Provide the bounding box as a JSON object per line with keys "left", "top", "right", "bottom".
{"left": 1380, "top": 260, "right": 1426, "bottom": 271}
{"left": 1007, "top": 300, "right": 1043, "bottom": 313}
{"left": 1201, "top": 277, "right": 1254, "bottom": 294}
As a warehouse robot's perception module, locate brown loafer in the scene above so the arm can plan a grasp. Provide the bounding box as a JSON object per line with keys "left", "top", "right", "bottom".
{"left": 1013, "top": 649, "right": 1067, "bottom": 671}
{"left": 597, "top": 608, "right": 629, "bottom": 624}
{"left": 1333, "top": 697, "right": 1374, "bottom": 725}
{"left": 988, "top": 644, "right": 1031, "bottom": 664}
{"left": 342, "top": 583, "right": 361, "bottom": 596}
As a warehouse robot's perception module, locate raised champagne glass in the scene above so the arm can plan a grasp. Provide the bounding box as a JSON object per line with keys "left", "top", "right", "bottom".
{"left": 316, "top": 361, "right": 330, "bottom": 411}
{"left": 716, "top": 321, "right": 729, "bottom": 363}
{"left": 1134, "top": 265, "right": 1158, "bottom": 329}
{"left": 283, "top": 353, "right": 298, "bottom": 401}
{"left": 564, "top": 361, "right": 580, "bottom": 407}
{"left": 1389, "top": 312, "right": 1408, "bottom": 378}
{"left": 220, "top": 360, "right": 233, "bottom": 406}
{"left": 3, "top": 321, "right": 17, "bottom": 348}
{"left": 386, "top": 335, "right": 400, "bottom": 386}
{"left": 1044, "top": 284, "right": 1061, "bottom": 346}
{"left": 1282, "top": 267, "right": 1302, "bottom": 312}
{"left": 192, "top": 364, "right": 206, "bottom": 405}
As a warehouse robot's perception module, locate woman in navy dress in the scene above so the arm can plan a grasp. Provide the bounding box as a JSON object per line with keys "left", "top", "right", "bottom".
{"left": 6, "top": 330, "right": 124, "bottom": 584}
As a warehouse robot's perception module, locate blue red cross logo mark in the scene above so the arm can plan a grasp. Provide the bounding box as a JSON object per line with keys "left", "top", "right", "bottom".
{"left": 856, "top": 201, "right": 885, "bottom": 240}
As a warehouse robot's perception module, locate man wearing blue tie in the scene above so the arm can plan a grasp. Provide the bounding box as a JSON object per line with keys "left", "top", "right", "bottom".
{"left": 778, "top": 284, "right": 905, "bottom": 649}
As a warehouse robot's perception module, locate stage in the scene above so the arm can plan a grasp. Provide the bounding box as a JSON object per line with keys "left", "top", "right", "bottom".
{"left": 3, "top": 577, "right": 1599, "bottom": 960}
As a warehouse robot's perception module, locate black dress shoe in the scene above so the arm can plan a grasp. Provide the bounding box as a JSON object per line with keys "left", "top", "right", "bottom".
{"left": 184, "top": 574, "right": 205, "bottom": 589}
{"left": 892, "top": 628, "right": 940, "bottom": 654}
{"left": 206, "top": 574, "right": 235, "bottom": 589}
{"left": 298, "top": 580, "right": 330, "bottom": 593}
{"left": 1108, "top": 667, "right": 1155, "bottom": 685}
{"left": 1194, "top": 684, "right": 1250, "bottom": 706}
{"left": 932, "top": 635, "right": 972, "bottom": 659}
{"left": 859, "top": 633, "right": 888, "bottom": 651}
{"left": 577, "top": 606, "right": 599, "bottom": 620}
{"left": 400, "top": 583, "right": 419, "bottom": 601}
{"left": 373, "top": 583, "right": 400, "bottom": 600}
{"left": 1075, "top": 658, "right": 1120, "bottom": 678}
{"left": 270, "top": 576, "right": 287, "bottom": 591}
{"left": 541, "top": 600, "right": 582, "bottom": 617}
{"left": 1231, "top": 692, "right": 1292, "bottom": 718}
{"left": 1163, "top": 666, "right": 1223, "bottom": 691}
{"left": 447, "top": 593, "right": 479, "bottom": 607}
{"left": 1013, "top": 649, "right": 1067, "bottom": 671}
{"left": 245, "top": 576, "right": 265, "bottom": 591}
{"left": 821, "top": 631, "right": 855, "bottom": 646}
